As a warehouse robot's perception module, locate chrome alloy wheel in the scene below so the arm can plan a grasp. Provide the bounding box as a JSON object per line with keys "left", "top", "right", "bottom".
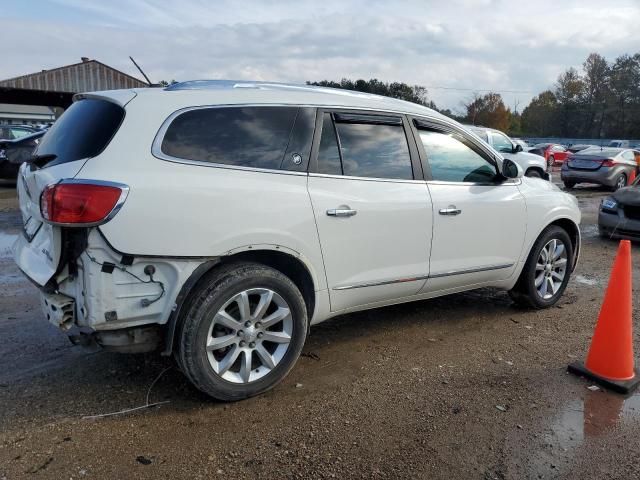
{"left": 205, "top": 288, "right": 293, "bottom": 384}
{"left": 535, "top": 238, "right": 568, "bottom": 300}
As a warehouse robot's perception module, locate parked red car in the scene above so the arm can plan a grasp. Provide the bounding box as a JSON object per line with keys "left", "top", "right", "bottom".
{"left": 528, "top": 143, "right": 571, "bottom": 166}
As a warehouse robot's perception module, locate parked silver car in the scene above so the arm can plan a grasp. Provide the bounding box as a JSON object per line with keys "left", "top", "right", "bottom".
{"left": 467, "top": 126, "right": 549, "bottom": 180}
{"left": 561, "top": 147, "right": 639, "bottom": 190}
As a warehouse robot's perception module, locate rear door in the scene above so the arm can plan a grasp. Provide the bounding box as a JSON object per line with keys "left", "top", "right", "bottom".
{"left": 307, "top": 110, "right": 433, "bottom": 311}
{"left": 411, "top": 118, "right": 527, "bottom": 292}
{"left": 13, "top": 97, "right": 127, "bottom": 286}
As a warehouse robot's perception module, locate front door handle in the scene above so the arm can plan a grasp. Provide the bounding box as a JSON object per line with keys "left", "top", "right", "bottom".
{"left": 327, "top": 206, "right": 357, "bottom": 217}
{"left": 439, "top": 206, "right": 462, "bottom": 216}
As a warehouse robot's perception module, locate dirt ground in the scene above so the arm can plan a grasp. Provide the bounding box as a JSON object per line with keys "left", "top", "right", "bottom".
{"left": 1, "top": 172, "right": 640, "bottom": 479}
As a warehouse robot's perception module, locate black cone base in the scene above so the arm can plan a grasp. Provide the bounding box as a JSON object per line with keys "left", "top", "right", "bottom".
{"left": 568, "top": 362, "right": 640, "bottom": 394}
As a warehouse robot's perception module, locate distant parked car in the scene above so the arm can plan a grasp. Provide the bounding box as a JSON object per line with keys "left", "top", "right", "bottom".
{"left": 0, "top": 124, "right": 39, "bottom": 141}
{"left": 608, "top": 140, "right": 631, "bottom": 148}
{"left": 567, "top": 144, "right": 595, "bottom": 153}
{"left": 598, "top": 176, "right": 640, "bottom": 239}
{"left": 512, "top": 138, "right": 529, "bottom": 149}
{"left": 528, "top": 143, "right": 571, "bottom": 167}
{"left": 467, "top": 127, "right": 549, "bottom": 179}
{"left": 561, "top": 148, "right": 639, "bottom": 190}
{"left": 0, "top": 130, "right": 45, "bottom": 180}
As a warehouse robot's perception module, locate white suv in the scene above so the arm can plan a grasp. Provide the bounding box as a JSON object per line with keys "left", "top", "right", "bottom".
{"left": 13, "top": 81, "right": 581, "bottom": 400}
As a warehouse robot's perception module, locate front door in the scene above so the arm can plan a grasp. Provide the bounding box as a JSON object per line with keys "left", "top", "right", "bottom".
{"left": 412, "top": 122, "right": 527, "bottom": 292}
{"left": 307, "top": 111, "right": 433, "bottom": 312}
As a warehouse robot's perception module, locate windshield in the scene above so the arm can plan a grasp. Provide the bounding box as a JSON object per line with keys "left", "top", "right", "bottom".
{"left": 35, "top": 98, "right": 125, "bottom": 168}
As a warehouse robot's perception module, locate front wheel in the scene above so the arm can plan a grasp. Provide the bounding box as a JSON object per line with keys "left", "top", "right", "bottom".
{"left": 176, "top": 262, "right": 308, "bottom": 401}
{"left": 525, "top": 168, "right": 543, "bottom": 179}
{"left": 547, "top": 155, "right": 555, "bottom": 167}
{"left": 509, "top": 226, "right": 573, "bottom": 309}
{"left": 563, "top": 181, "right": 575, "bottom": 189}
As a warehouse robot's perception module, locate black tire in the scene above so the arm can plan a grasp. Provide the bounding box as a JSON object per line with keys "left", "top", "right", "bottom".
{"left": 612, "top": 173, "right": 627, "bottom": 191}
{"left": 176, "top": 262, "right": 308, "bottom": 401}
{"left": 547, "top": 155, "right": 555, "bottom": 167}
{"left": 509, "top": 226, "right": 574, "bottom": 309}
{"left": 525, "top": 168, "right": 543, "bottom": 179}
{"left": 563, "top": 181, "right": 575, "bottom": 189}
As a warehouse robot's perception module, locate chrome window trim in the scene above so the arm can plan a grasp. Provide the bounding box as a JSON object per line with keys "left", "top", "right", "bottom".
{"left": 151, "top": 103, "right": 453, "bottom": 177}
{"left": 40, "top": 178, "right": 130, "bottom": 227}
{"left": 426, "top": 179, "right": 522, "bottom": 187}
{"left": 309, "top": 172, "right": 425, "bottom": 184}
{"left": 429, "top": 263, "right": 514, "bottom": 279}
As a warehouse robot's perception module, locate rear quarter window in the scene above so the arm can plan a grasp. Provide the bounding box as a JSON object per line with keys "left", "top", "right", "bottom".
{"left": 36, "top": 98, "right": 125, "bottom": 168}
{"left": 159, "top": 106, "right": 314, "bottom": 171}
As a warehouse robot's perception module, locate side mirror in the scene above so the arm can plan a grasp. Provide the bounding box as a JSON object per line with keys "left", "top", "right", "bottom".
{"left": 501, "top": 158, "right": 523, "bottom": 179}
{"left": 514, "top": 144, "right": 523, "bottom": 153}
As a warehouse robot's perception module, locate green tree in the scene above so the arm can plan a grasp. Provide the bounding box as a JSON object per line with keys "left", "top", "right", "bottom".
{"left": 521, "top": 90, "right": 558, "bottom": 136}
{"left": 463, "top": 92, "right": 510, "bottom": 131}
{"left": 581, "top": 53, "right": 610, "bottom": 138}
{"left": 307, "top": 78, "right": 435, "bottom": 107}
{"left": 555, "top": 67, "right": 584, "bottom": 137}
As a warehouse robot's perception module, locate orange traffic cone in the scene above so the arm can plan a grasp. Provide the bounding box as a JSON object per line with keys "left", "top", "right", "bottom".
{"left": 568, "top": 240, "right": 639, "bottom": 393}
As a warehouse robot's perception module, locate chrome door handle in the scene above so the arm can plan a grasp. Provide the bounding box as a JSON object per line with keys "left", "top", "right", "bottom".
{"left": 439, "top": 206, "right": 462, "bottom": 216}
{"left": 326, "top": 206, "right": 357, "bottom": 217}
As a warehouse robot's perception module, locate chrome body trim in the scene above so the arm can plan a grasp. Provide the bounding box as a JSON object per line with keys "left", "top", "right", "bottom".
{"left": 309, "top": 172, "right": 424, "bottom": 184}
{"left": 333, "top": 275, "right": 430, "bottom": 291}
{"left": 40, "top": 178, "right": 130, "bottom": 227}
{"left": 429, "top": 263, "right": 514, "bottom": 279}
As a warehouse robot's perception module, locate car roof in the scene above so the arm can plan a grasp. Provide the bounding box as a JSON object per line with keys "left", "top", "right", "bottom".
{"left": 88, "top": 80, "right": 451, "bottom": 122}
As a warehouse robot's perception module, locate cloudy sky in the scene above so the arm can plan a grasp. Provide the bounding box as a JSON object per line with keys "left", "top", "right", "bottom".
{"left": 2, "top": 0, "right": 638, "bottom": 112}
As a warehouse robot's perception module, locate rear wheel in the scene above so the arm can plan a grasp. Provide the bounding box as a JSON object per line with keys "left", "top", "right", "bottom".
{"left": 547, "top": 155, "right": 555, "bottom": 167}
{"left": 176, "top": 262, "right": 308, "bottom": 401}
{"left": 509, "top": 226, "right": 573, "bottom": 309}
{"left": 613, "top": 173, "right": 627, "bottom": 191}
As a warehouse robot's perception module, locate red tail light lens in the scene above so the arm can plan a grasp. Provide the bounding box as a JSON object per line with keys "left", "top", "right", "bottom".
{"left": 41, "top": 181, "right": 128, "bottom": 225}
{"left": 601, "top": 159, "right": 615, "bottom": 167}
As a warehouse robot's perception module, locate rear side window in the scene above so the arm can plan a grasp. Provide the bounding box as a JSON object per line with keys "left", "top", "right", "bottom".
{"left": 36, "top": 98, "right": 125, "bottom": 168}
{"left": 316, "top": 112, "right": 413, "bottom": 180}
{"left": 160, "top": 106, "right": 313, "bottom": 171}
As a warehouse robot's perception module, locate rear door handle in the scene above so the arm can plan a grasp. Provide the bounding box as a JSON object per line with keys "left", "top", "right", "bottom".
{"left": 439, "top": 206, "right": 462, "bottom": 216}
{"left": 326, "top": 206, "right": 357, "bottom": 217}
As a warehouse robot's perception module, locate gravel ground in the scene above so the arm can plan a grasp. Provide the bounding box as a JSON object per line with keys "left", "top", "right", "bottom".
{"left": 1, "top": 173, "right": 640, "bottom": 479}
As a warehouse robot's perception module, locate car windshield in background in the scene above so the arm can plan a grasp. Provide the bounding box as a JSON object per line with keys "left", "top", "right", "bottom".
{"left": 35, "top": 98, "right": 125, "bottom": 168}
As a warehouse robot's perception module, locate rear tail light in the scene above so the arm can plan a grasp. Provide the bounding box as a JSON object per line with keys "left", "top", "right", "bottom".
{"left": 601, "top": 159, "right": 615, "bottom": 167}
{"left": 40, "top": 180, "right": 128, "bottom": 226}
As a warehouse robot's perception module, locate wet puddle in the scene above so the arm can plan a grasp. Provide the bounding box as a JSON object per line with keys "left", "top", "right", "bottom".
{"left": 527, "top": 389, "right": 640, "bottom": 477}
{"left": 0, "top": 231, "right": 18, "bottom": 258}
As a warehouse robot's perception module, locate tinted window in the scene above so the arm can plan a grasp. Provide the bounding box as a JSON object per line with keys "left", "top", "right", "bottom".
{"left": 419, "top": 130, "right": 496, "bottom": 183}
{"left": 36, "top": 98, "right": 125, "bottom": 168}
{"left": 316, "top": 113, "right": 342, "bottom": 175}
{"left": 335, "top": 121, "right": 412, "bottom": 180}
{"left": 161, "top": 106, "right": 299, "bottom": 170}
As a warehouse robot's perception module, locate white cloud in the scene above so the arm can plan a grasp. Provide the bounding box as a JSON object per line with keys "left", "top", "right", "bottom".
{"left": 1, "top": 0, "right": 638, "bottom": 111}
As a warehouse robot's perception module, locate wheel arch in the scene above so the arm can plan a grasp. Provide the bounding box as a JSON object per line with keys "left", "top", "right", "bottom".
{"left": 161, "top": 247, "right": 317, "bottom": 356}
{"left": 547, "top": 217, "right": 580, "bottom": 272}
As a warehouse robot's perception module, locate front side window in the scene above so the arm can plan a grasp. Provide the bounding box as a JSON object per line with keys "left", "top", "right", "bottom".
{"left": 334, "top": 120, "right": 413, "bottom": 180}
{"left": 161, "top": 106, "right": 310, "bottom": 170}
{"left": 419, "top": 130, "right": 496, "bottom": 183}
{"left": 491, "top": 132, "right": 513, "bottom": 153}
{"left": 552, "top": 145, "right": 566, "bottom": 152}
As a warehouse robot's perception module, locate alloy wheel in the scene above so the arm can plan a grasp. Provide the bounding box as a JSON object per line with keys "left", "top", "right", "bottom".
{"left": 616, "top": 174, "right": 626, "bottom": 190}
{"left": 535, "top": 238, "right": 568, "bottom": 300}
{"left": 205, "top": 288, "right": 293, "bottom": 384}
